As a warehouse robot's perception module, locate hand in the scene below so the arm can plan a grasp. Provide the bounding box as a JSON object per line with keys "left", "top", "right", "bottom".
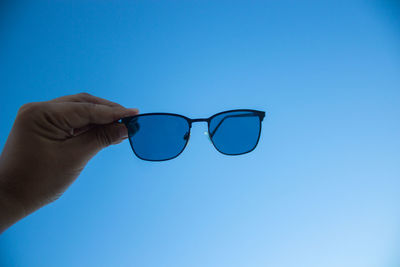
{"left": 0, "top": 93, "right": 138, "bottom": 233}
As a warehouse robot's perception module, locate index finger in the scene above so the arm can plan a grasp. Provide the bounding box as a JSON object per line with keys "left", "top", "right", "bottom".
{"left": 50, "top": 92, "right": 124, "bottom": 108}
{"left": 47, "top": 102, "right": 139, "bottom": 130}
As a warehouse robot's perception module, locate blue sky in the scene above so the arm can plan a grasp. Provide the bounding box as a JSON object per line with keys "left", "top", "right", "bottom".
{"left": 0, "top": 1, "right": 399, "bottom": 266}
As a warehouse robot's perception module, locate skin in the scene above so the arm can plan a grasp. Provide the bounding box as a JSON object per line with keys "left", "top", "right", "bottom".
{"left": 0, "top": 93, "right": 139, "bottom": 233}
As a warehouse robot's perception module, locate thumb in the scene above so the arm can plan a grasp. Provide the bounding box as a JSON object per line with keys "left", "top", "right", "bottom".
{"left": 72, "top": 122, "right": 129, "bottom": 159}
{"left": 92, "top": 122, "right": 129, "bottom": 148}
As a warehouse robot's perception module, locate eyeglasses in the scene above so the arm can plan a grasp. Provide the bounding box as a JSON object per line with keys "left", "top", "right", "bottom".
{"left": 121, "top": 109, "right": 266, "bottom": 161}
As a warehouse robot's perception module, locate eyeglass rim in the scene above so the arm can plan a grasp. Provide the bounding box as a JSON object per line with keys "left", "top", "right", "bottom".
{"left": 121, "top": 109, "right": 265, "bottom": 125}
{"left": 207, "top": 110, "right": 265, "bottom": 156}
{"left": 122, "top": 114, "right": 190, "bottom": 162}
{"left": 121, "top": 109, "right": 266, "bottom": 161}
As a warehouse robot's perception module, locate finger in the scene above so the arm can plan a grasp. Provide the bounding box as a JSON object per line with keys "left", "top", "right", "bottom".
{"left": 50, "top": 92, "right": 124, "bottom": 108}
{"left": 71, "top": 124, "right": 95, "bottom": 136}
{"left": 47, "top": 102, "right": 139, "bottom": 130}
{"left": 92, "top": 122, "right": 128, "bottom": 148}
{"left": 70, "top": 122, "right": 129, "bottom": 157}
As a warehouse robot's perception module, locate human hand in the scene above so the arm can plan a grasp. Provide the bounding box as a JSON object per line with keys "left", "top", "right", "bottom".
{"left": 0, "top": 93, "right": 138, "bottom": 233}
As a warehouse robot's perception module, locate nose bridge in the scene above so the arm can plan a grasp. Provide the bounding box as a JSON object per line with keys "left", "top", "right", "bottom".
{"left": 191, "top": 118, "right": 208, "bottom": 123}
{"left": 187, "top": 118, "right": 213, "bottom": 144}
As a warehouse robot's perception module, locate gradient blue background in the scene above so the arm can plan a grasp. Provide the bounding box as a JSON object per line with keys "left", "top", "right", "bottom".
{"left": 1, "top": 1, "right": 399, "bottom": 266}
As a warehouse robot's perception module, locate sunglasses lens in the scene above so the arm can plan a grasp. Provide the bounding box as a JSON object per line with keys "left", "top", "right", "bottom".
{"left": 209, "top": 111, "right": 261, "bottom": 155}
{"left": 126, "top": 115, "right": 190, "bottom": 161}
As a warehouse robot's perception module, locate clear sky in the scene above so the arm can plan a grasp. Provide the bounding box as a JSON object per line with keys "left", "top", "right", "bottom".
{"left": 0, "top": 1, "right": 399, "bottom": 266}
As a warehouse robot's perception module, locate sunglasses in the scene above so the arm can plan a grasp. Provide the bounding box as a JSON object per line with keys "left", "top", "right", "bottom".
{"left": 121, "top": 109, "right": 266, "bottom": 161}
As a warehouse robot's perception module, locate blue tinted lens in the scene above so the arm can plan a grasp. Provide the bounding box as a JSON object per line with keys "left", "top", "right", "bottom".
{"left": 209, "top": 111, "right": 261, "bottom": 155}
{"left": 126, "top": 114, "right": 190, "bottom": 161}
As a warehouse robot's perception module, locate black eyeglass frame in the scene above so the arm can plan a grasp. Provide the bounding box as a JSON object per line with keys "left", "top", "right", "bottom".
{"left": 121, "top": 109, "right": 266, "bottom": 161}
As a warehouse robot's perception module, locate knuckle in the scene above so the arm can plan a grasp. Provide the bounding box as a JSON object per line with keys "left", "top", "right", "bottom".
{"left": 17, "top": 102, "right": 44, "bottom": 118}
{"left": 16, "top": 102, "right": 56, "bottom": 128}
{"left": 16, "top": 102, "right": 46, "bottom": 127}
{"left": 18, "top": 102, "right": 35, "bottom": 113}
{"left": 78, "top": 92, "right": 92, "bottom": 98}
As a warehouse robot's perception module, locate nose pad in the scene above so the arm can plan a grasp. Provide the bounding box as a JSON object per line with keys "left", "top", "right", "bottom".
{"left": 204, "top": 131, "right": 212, "bottom": 143}
{"left": 183, "top": 132, "right": 190, "bottom": 141}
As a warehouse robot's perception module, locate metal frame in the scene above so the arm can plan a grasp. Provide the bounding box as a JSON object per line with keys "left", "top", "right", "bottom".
{"left": 121, "top": 109, "right": 266, "bottom": 161}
